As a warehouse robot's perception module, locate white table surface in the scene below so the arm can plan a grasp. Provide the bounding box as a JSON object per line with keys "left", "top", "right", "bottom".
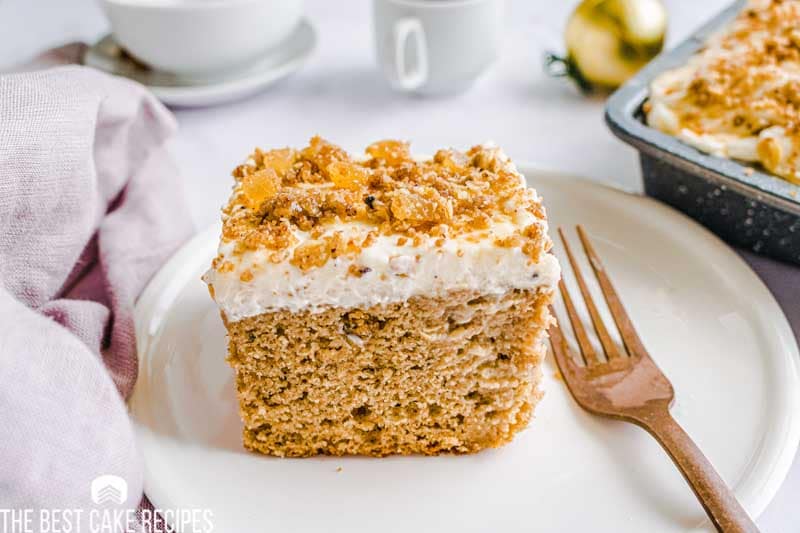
{"left": 1, "top": 0, "right": 797, "bottom": 530}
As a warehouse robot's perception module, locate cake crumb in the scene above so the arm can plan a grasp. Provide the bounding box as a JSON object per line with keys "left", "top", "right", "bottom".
{"left": 347, "top": 264, "right": 372, "bottom": 278}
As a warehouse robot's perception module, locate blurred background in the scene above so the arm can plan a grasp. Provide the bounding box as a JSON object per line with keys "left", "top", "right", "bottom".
{"left": 0, "top": 0, "right": 730, "bottom": 228}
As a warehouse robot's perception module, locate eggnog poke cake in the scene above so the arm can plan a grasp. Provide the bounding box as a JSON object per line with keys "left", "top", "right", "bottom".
{"left": 646, "top": 0, "right": 800, "bottom": 184}
{"left": 203, "top": 137, "right": 560, "bottom": 457}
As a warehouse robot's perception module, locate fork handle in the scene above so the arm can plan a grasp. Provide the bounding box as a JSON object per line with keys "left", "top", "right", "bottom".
{"left": 643, "top": 410, "right": 760, "bottom": 533}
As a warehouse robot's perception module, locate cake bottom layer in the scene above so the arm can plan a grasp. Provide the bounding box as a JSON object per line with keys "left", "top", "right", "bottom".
{"left": 224, "top": 288, "right": 553, "bottom": 457}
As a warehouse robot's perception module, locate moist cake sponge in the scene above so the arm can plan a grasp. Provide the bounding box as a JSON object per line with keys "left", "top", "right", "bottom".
{"left": 228, "top": 289, "right": 550, "bottom": 456}
{"left": 204, "top": 137, "right": 559, "bottom": 457}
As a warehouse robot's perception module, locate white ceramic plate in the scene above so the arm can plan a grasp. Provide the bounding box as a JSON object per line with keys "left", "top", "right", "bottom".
{"left": 83, "top": 19, "right": 316, "bottom": 107}
{"left": 130, "top": 168, "right": 800, "bottom": 533}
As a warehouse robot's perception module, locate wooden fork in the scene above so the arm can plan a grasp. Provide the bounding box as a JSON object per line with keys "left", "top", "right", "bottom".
{"left": 550, "top": 225, "right": 759, "bottom": 533}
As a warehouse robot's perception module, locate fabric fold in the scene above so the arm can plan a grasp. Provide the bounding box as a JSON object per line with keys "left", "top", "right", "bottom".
{"left": 0, "top": 65, "right": 192, "bottom": 521}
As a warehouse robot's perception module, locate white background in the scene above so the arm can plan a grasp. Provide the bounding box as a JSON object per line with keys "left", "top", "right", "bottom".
{"left": 0, "top": 0, "right": 797, "bottom": 530}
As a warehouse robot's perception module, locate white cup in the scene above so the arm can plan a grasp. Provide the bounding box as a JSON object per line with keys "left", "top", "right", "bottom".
{"left": 372, "top": 0, "right": 504, "bottom": 95}
{"left": 99, "top": 0, "right": 304, "bottom": 76}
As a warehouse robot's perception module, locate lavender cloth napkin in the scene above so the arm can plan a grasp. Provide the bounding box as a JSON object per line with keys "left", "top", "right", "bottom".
{"left": 0, "top": 64, "right": 192, "bottom": 524}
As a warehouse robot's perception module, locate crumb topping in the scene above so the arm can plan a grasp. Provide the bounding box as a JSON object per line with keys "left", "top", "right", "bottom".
{"left": 683, "top": 1, "right": 800, "bottom": 130}
{"left": 213, "top": 137, "right": 549, "bottom": 272}
{"left": 646, "top": 0, "right": 800, "bottom": 183}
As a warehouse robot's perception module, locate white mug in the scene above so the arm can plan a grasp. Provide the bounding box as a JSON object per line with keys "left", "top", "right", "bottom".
{"left": 372, "top": 0, "right": 504, "bottom": 95}
{"left": 100, "top": 0, "right": 304, "bottom": 75}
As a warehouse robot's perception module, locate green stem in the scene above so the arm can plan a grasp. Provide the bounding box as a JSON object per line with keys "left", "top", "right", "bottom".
{"left": 544, "top": 52, "right": 594, "bottom": 94}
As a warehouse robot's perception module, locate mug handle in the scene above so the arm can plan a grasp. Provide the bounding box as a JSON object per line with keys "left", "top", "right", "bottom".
{"left": 393, "top": 18, "right": 428, "bottom": 91}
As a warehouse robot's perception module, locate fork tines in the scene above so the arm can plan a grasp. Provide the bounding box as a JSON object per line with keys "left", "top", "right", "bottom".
{"left": 552, "top": 225, "right": 646, "bottom": 367}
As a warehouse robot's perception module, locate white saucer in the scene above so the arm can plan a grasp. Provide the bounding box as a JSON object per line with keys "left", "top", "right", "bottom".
{"left": 131, "top": 168, "right": 800, "bottom": 532}
{"left": 82, "top": 19, "right": 316, "bottom": 107}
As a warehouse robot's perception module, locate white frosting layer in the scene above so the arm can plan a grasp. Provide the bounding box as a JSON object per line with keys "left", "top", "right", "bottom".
{"left": 204, "top": 224, "right": 559, "bottom": 320}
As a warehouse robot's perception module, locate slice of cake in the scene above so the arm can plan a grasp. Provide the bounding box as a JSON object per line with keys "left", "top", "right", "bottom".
{"left": 203, "top": 137, "right": 560, "bottom": 457}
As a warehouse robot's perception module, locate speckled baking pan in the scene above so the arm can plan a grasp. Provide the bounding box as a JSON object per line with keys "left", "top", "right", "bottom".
{"left": 605, "top": 0, "right": 800, "bottom": 265}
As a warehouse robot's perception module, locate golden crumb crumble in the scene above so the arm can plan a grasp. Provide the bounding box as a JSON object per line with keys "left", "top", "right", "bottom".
{"left": 216, "top": 137, "right": 549, "bottom": 272}
{"left": 646, "top": 0, "right": 800, "bottom": 183}
{"left": 682, "top": 0, "right": 800, "bottom": 131}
